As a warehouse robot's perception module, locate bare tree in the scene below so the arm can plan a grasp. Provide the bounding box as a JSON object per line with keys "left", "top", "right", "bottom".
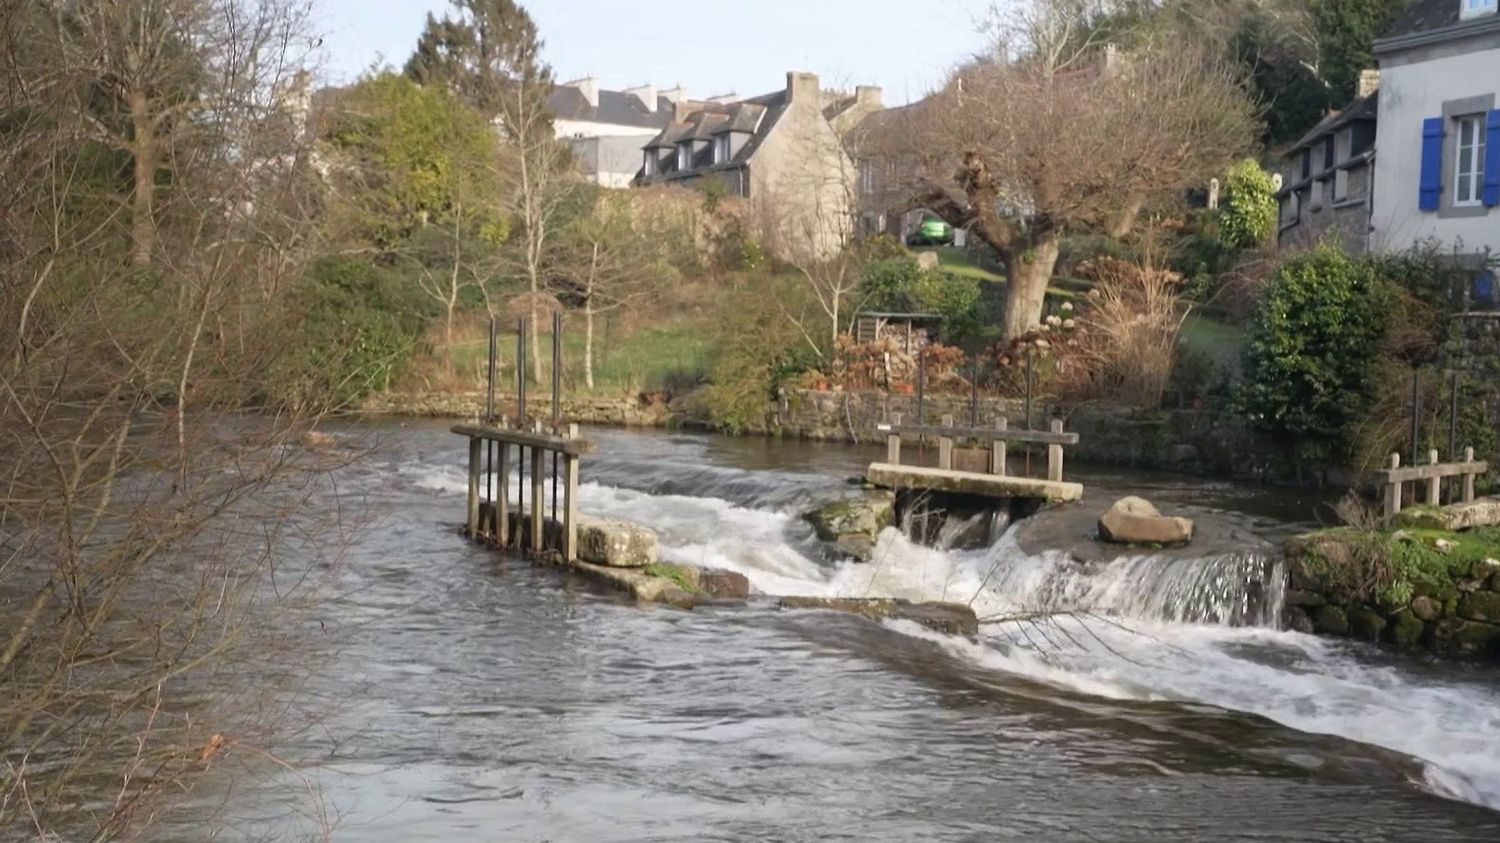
{"left": 885, "top": 0, "right": 1258, "bottom": 340}
{"left": 1, "top": 1, "right": 341, "bottom": 838}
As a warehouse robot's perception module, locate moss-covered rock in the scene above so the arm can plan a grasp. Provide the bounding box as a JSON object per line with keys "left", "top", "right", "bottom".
{"left": 1410, "top": 595, "right": 1442, "bottom": 621}
{"left": 1312, "top": 604, "right": 1350, "bottom": 636}
{"left": 1458, "top": 591, "right": 1500, "bottom": 623}
{"left": 1429, "top": 618, "right": 1500, "bottom": 657}
{"left": 1387, "top": 609, "right": 1425, "bottom": 650}
{"left": 1349, "top": 606, "right": 1387, "bottom": 642}
{"left": 806, "top": 492, "right": 894, "bottom": 562}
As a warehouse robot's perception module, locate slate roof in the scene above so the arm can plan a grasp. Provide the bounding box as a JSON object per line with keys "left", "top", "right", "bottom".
{"left": 637, "top": 88, "right": 788, "bottom": 181}
{"left": 547, "top": 86, "right": 676, "bottom": 130}
{"left": 1286, "top": 93, "right": 1378, "bottom": 154}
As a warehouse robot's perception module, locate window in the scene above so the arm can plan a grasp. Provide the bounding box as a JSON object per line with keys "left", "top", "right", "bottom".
{"left": 1301, "top": 149, "right": 1311, "bottom": 180}
{"left": 1462, "top": 0, "right": 1498, "bottom": 21}
{"left": 677, "top": 142, "right": 692, "bottom": 171}
{"left": 643, "top": 151, "right": 657, "bottom": 176}
{"left": 714, "top": 134, "right": 730, "bottom": 164}
{"left": 860, "top": 160, "right": 875, "bottom": 194}
{"left": 1455, "top": 114, "right": 1486, "bottom": 206}
{"left": 1323, "top": 135, "right": 1335, "bottom": 171}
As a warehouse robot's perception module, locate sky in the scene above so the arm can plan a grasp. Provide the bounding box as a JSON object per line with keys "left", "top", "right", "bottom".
{"left": 314, "top": 0, "right": 994, "bottom": 104}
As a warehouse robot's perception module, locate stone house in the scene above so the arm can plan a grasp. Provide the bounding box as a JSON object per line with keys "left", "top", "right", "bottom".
{"left": 548, "top": 78, "right": 694, "bottom": 188}
{"left": 635, "top": 72, "right": 883, "bottom": 260}
{"left": 1276, "top": 74, "right": 1379, "bottom": 253}
{"left": 1370, "top": 0, "right": 1500, "bottom": 273}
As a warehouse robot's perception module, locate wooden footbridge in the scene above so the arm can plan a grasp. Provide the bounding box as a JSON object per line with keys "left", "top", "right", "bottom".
{"left": 868, "top": 412, "right": 1083, "bottom": 505}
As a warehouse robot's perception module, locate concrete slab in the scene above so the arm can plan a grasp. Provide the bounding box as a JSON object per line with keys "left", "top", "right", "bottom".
{"left": 865, "top": 462, "right": 1083, "bottom": 503}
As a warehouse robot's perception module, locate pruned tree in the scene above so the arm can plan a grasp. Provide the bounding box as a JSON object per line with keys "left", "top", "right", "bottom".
{"left": 891, "top": 0, "right": 1259, "bottom": 340}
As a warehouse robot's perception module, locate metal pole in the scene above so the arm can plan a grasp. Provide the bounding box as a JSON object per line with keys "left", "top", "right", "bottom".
{"left": 1409, "top": 367, "right": 1421, "bottom": 469}
{"left": 517, "top": 319, "right": 527, "bottom": 535}
{"left": 486, "top": 317, "right": 497, "bottom": 421}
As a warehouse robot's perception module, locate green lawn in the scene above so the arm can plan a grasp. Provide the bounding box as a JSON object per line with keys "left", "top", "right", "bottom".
{"left": 447, "top": 312, "right": 713, "bottom": 396}
{"left": 1180, "top": 314, "right": 1246, "bottom": 368}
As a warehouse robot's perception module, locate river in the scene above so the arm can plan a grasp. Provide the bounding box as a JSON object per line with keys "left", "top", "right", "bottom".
{"left": 183, "top": 420, "right": 1500, "bottom": 841}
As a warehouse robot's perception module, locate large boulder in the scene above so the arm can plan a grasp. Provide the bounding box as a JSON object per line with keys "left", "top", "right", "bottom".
{"left": 1097, "top": 496, "right": 1194, "bottom": 546}
{"left": 1394, "top": 497, "right": 1500, "bottom": 532}
{"left": 779, "top": 596, "right": 979, "bottom": 636}
{"left": 577, "top": 516, "right": 658, "bottom": 568}
{"left": 806, "top": 493, "right": 894, "bottom": 562}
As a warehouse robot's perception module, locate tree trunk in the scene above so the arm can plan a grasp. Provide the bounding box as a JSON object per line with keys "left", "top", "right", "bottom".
{"left": 1108, "top": 192, "right": 1146, "bottom": 240}
{"left": 1000, "top": 231, "right": 1061, "bottom": 341}
{"left": 129, "top": 90, "right": 156, "bottom": 269}
{"left": 584, "top": 301, "right": 595, "bottom": 391}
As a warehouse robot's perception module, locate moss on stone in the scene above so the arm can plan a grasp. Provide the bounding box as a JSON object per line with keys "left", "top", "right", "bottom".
{"left": 1349, "top": 606, "right": 1387, "bottom": 642}
{"left": 1312, "top": 604, "right": 1349, "bottom": 636}
{"left": 1290, "top": 526, "right": 1500, "bottom": 609}
{"left": 1387, "top": 609, "right": 1425, "bottom": 650}
{"left": 1458, "top": 591, "right": 1500, "bottom": 623}
{"left": 643, "top": 563, "right": 699, "bottom": 593}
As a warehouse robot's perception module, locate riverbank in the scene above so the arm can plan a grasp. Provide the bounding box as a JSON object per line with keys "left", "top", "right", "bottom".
{"left": 362, "top": 387, "right": 1342, "bottom": 486}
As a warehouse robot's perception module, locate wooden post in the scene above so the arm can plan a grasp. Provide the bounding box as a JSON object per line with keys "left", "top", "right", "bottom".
{"left": 530, "top": 444, "right": 545, "bottom": 556}
{"left": 991, "top": 417, "right": 1007, "bottom": 476}
{"left": 1464, "top": 447, "right": 1477, "bottom": 503}
{"left": 938, "top": 414, "right": 954, "bottom": 470}
{"left": 466, "top": 435, "right": 481, "bottom": 539}
{"left": 1427, "top": 449, "right": 1441, "bottom": 506}
{"left": 563, "top": 424, "right": 580, "bottom": 562}
{"left": 1384, "top": 453, "right": 1402, "bottom": 518}
{"left": 1047, "top": 419, "right": 1065, "bottom": 482}
{"left": 497, "top": 441, "right": 511, "bottom": 547}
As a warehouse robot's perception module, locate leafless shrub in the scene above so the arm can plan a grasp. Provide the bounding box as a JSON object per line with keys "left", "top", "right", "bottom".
{"left": 1069, "top": 249, "right": 1191, "bottom": 406}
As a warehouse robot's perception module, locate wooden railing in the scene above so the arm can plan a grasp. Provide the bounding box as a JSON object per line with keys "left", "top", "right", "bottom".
{"left": 454, "top": 421, "right": 596, "bottom": 561}
{"left": 1376, "top": 448, "right": 1489, "bottom": 518}
{"left": 877, "top": 413, "right": 1080, "bottom": 483}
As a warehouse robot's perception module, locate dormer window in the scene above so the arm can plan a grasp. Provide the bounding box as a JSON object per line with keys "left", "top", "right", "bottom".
{"left": 1463, "top": 0, "right": 1498, "bottom": 19}
{"left": 677, "top": 141, "right": 691, "bottom": 171}
{"left": 643, "top": 151, "right": 657, "bottom": 176}
{"left": 714, "top": 134, "right": 730, "bottom": 164}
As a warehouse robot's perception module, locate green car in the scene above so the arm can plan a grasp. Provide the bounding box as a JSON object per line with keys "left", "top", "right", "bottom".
{"left": 906, "top": 215, "right": 955, "bottom": 246}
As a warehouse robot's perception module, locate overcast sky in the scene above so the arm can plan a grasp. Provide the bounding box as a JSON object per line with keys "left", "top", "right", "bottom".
{"left": 315, "top": 0, "right": 993, "bottom": 104}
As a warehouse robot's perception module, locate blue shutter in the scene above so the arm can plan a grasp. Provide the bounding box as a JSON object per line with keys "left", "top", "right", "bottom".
{"left": 1419, "top": 116, "right": 1444, "bottom": 211}
{"left": 1483, "top": 109, "right": 1500, "bottom": 207}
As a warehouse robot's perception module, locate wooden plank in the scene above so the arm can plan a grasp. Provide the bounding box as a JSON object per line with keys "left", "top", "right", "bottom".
{"left": 451, "top": 424, "right": 596, "bottom": 455}
{"left": 497, "top": 442, "right": 511, "bottom": 547}
{"left": 881, "top": 423, "right": 1079, "bottom": 446}
{"left": 564, "top": 425, "right": 581, "bottom": 562}
{"left": 1464, "top": 447, "right": 1477, "bottom": 503}
{"left": 466, "top": 436, "right": 481, "bottom": 539}
{"left": 529, "top": 446, "right": 545, "bottom": 556}
{"left": 1426, "top": 450, "right": 1442, "bottom": 506}
{"left": 990, "top": 417, "right": 1007, "bottom": 477}
{"left": 1376, "top": 460, "right": 1489, "bottom": 484}
{"left": 1383, "top": 453, "right": 1402, "bottom": 518}
{"left": 865, "top": 462, "right": 1083, "bottom": 503}
{"left": 886, "top": 434, "right": 901, "bottom": 465}
{"left": 1047, "top": 418, "right": 1065, "bottom": 482}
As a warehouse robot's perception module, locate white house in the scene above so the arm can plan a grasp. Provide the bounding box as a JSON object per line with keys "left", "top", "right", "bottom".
{"left": 1371, "top": 0, "right": 1500, "bottom": 267}
{"left": 548, "top": 78, "right": 691, "bottom": 188}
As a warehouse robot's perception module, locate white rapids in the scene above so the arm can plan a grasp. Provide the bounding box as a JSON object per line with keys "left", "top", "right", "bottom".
{"left": 404, "top": 457, "right": 1500, "bottom": 812}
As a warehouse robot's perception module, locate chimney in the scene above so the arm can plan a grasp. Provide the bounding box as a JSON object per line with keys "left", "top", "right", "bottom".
{"left": 624, "top": 83, "right": 656, "bottom": 112}
{"left": 1357, "top": 69, "right": 1380, "bottom": 99}
{"left": 855, "top": 85, "right": 883, "bottom": 109}
{"left": 787, "top": 71, "right": 819, "bottom": 104}
{"left": 565, "top": 76, "right": 599, "bottom": 108}
{"left": 660, "top": 85, "right": 689, "bottom": 105}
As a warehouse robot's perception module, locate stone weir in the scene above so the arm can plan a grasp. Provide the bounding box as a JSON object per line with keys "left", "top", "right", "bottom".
{"left": 1281, "top": 497, "right": 1500, "bottom": 660}
{"left": 450, "top": 422, "right": 978, "bottom": 636}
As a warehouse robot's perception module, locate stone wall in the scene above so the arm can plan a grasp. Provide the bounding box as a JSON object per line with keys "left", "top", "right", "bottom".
{"left": 362, "top": 391, "right": 675, "bottom": 428}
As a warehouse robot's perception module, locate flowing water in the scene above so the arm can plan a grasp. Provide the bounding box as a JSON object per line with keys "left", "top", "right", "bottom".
{"left": 183, "top": 420, "right": 1500, "bottom": 841}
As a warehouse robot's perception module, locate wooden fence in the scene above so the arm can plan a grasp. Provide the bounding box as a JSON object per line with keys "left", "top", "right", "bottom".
{"left": 1376, "top": 448, "right": 1489, "bottom": 518}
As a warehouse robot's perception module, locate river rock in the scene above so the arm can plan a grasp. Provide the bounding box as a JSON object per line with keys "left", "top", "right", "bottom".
{"left": 1429, "top": 618, "right": 1500, "bottom": 657}
{"left": 1097, "top": 496, "right": 1194, "bottom": 546}
{"left": 778, "top": 596, "right": 979, "bottom": 636}
{"left": 1312, "top": 604, "right": 1350, "bottom": 636}
{"left": 694, "top": 567, "right": 752, "bottom": 599}
{"left": 1394, "top": 497, "right": 1500, "bottom": 532}
{"left": 1387, "top": 609, "right": 1425, "bottom": 650}
{"left": 1285, "top": 607, "right": 1315, "bottom": 634}
{"left": 577, "top": 516, "right": 658, "bottom": 568}
{"left": 1411, "top": 595, "right": 1443, "bottom": 621}
{"left": 807, "top": 493, "right": 894, "bottom": 562}
{"left": 1458, "top": 591, "right": 1500, "bottom": 623}
{"left": 1349, "top": 606, "right": 1387, "bottom": 642}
